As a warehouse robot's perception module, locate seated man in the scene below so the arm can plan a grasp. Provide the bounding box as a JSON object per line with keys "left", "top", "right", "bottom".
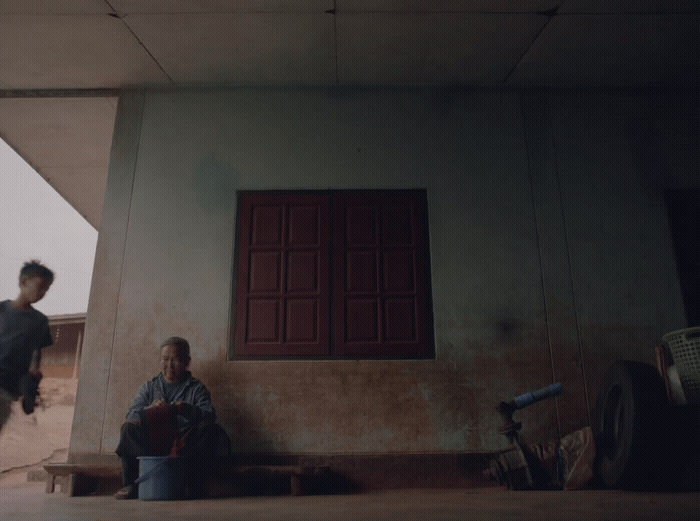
{"left": 115, "top": 336, "right": 230, "bottom": 499}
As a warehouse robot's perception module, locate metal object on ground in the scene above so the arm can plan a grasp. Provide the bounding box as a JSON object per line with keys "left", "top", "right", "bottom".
{"left": 488, "top": 446, "right": 534, "bottom": 491}
{"left": 488, "top": 383, "right": 563, "bottom": 490}
{"left": 498, "top": 383, "right": 563, "bottom": 439}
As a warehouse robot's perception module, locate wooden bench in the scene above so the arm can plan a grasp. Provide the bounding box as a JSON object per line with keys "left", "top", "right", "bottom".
{"left": 44, "top": 461, "right": 330, "bottom": 497}
{"left": 233, "top": 465, "right": 330, "bottom": 496}
{"left": 43, "top": 463, "right": 121, "bottom": 496}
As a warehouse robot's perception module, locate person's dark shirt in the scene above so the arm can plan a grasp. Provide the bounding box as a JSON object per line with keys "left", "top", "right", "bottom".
{"left": 162, "top": 378, "right": 187, "bottom": 404}
{"left": 0, "top": 300, "right": 52, "bottom": 396}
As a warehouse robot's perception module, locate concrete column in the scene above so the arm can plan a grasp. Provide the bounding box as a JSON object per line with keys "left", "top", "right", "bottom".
{"left": 69, "top": 90, "right": 145, "bottom": 458}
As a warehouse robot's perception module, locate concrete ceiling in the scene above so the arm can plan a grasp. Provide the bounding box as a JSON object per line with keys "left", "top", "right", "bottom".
{"left": 0, "top": 1, "right": 698, "bottom": 229}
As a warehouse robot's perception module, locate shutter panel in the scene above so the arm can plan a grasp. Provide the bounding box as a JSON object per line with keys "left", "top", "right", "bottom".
{"left": 235, "top": 193, "right": 330, "bottom": 356}
{"left": 334, "top": 191, "right": 433, "bottom": 358}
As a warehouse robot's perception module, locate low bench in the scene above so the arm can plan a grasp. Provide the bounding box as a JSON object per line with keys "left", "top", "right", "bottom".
{"left": 44, "top": 461, "right": 330, "bottom": 497}
{"left": 232, "top": 464, "right": 330, "bottom": 496}
{"left": 43, "top": 463, "right": 121, "bottom": 496}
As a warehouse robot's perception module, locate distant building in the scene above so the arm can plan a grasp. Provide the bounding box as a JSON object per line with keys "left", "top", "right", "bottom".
{"left": 46, "top": 313, "right": 85, "bottom": 379}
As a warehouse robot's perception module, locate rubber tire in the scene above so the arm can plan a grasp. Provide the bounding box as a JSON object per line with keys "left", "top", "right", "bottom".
{"left": 593, "top": 360, "right": 669, "bottom": 490}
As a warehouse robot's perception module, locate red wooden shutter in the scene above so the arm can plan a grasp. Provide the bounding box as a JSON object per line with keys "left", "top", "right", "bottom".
{"left": 235, "top": 193, "right": 330, "bottom": 356}
{"left": 333, "top": 191, "right": 433, "bottom": 358}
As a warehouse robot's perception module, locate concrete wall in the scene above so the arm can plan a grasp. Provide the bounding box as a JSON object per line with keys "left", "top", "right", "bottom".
{"left": 70, "top": 87, "right": 693, "bottom": 458}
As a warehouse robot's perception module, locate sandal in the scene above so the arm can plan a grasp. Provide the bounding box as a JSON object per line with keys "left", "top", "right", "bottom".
{"left": 114, "top": 485, "right": 136, "bottom": 500}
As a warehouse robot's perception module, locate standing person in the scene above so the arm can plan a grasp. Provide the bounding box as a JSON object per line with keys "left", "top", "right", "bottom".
{"left": 115, "top": 336, "right": 230, "bottom": 499}
{"left": 0, "top": 260, "right": 54, "bottom": 433}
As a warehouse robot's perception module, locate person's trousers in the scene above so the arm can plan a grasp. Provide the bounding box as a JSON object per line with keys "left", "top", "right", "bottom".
{"left": 0, "top": 387, "right": 14, "bottom": 434}
{"left": 115, "top": 421, "right": 230, "bottom": 494}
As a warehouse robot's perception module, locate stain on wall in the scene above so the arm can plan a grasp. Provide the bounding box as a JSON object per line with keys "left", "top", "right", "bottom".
{"left": 192, "top": 154, "right": 240, "bottom": 213}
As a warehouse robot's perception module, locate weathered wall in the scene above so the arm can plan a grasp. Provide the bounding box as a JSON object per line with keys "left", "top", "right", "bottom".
{"left": 45, "top": 318, "right": 84, "bottom": 379}
{"left": 70, "top": 87, "right": 691, "bottom": 458}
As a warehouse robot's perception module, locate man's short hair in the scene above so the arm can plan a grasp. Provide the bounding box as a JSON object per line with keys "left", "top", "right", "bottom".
{"left": 19, "top": 260, "right": 54, "bottom": 284}
{"left": 160, "top": 336, "right": 190, "bottom": 361}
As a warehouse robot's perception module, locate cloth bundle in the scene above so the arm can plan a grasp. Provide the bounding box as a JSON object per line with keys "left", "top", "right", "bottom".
{"left": 137, "top": 403, "right": 190, "bottom": 456}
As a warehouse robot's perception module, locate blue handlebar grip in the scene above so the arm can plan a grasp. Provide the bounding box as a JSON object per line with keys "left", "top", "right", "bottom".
{"left": 512, "top": 382, "right": 563, "bottom": 409}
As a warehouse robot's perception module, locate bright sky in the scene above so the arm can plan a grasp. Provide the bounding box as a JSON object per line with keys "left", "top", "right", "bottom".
{"left": 0, "top": 138, "right": 98, "bottom": 316}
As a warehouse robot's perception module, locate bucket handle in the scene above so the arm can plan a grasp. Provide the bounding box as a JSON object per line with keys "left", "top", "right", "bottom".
{"left": 134, "top": 457, "right": 172, "bottom": 486}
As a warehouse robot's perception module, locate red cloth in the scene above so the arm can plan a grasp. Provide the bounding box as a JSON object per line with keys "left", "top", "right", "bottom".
{"left": 141, "top": 403, "right": 178, "bottom": 456}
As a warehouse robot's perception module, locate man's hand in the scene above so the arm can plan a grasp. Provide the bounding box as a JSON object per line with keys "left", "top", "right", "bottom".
{"left": 145, "top": 399, "right": 168, "bottom": 409}
{"left": 173, "top": 401, "right": 198, "bottom": 421}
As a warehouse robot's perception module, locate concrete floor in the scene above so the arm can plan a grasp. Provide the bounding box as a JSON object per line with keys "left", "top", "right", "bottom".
{"left": 2, "top": 469, "right": 700, "bottom": 521}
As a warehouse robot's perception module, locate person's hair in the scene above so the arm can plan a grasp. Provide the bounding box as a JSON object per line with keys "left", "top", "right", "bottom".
{"left": 160, "top": 336, "right": 190, "bottom": 361}
{"left": 19, "top": 260, "right": 54, "bottom": 284}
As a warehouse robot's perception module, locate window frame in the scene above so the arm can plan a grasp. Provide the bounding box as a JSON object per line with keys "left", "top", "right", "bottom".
{"left": 230, "top": 189, "right": 435, "bottom": 360}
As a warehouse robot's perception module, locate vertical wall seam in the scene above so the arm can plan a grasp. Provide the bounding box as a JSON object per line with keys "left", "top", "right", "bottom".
{"left": 546, "top": 95, "right": 592, "bottom": 428}
{"left": 520, "top": 91, "right": 562, "bottom": 440}
{"left": 333, "top": 1, "right": 339, "bottom": 84}
{"left": 98, "top": 90, "right": 145, "bottom": 453}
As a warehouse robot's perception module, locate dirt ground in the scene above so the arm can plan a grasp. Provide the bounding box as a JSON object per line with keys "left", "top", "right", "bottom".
{"left": 0, "top": 377, "right": 76, "bottom": 474}
{"left": 2, "top": 477, "right": 700, "bottom": 521}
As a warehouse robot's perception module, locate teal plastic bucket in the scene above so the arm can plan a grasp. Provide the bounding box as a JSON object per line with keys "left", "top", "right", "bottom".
{"left": 136, "top": 456, "right": 186, "bottom": 500}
